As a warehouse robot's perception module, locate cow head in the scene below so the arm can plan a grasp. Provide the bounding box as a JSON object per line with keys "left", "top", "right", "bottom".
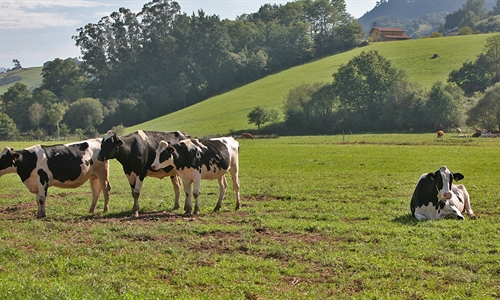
{"left": 0, "top": 147, "right": 19, "bottom": 176}
{"left": 151, "top": 141, "right": 176, "bottom": 171}
{"left": 97, "top": 130, "right": 122, "bottom": 161}
{"left": 427, "top": 166, "right": 465, "bottom": 219}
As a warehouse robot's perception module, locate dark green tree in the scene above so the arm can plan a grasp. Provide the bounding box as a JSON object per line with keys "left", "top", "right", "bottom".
{"left": 64, "top": 98, "right": 104, "bottom": 131}
{"left": 466, "top": 82, "right": 500, "bottom": 130}
{"left": 0, "top": 113, "right": 18, "bottom": 140}
{"left": 39, "top": 58, "right": 87, "bottom": 102}
{"left": 1, "top": 82, "right": 33, "bottom": 131}
{"left": 332, "top": 50, "right": 398, "bottom": 130}
{"left": 247, "top": 106, "right": 277, "bottom": 130}
{"left": 423, "top": 82, "right": 464, "bottom": 130}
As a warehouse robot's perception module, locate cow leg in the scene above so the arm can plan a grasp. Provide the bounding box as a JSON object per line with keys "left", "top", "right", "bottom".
{"left": 36, "top": 193, "right": 47, "bottom": 219}
{"left": 88, "top": 176, "right": 100, "bottom": 213}
{"left": 128, "top": 174, "right": 143, "bottom": 217}
{"left": 183, "top": 180, "right": 193, "bottom": 214}
{"left": 213, "top": 175, "right": 228, "bottom": 212}
{"left": 170, "top": 175, "right": 181, "bottom": 210}
{"left": 193, "top": 178, "right": 202, "bottom": 214}
{"left": 230, "top": 166, "right": 241, "bottom": 210}
{"left": 456, "top": 184, "right": 476, "bottom": 218}
{"left": 414, "top": 212, "right": 428, "bottom": 221}
{"left": 100, "top": 163, "right": 111, "bottom": 212}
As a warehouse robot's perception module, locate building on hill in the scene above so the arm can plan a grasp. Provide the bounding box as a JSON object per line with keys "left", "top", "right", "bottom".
{"left": 369, "top": 27, "right": 411, "bottom": 42}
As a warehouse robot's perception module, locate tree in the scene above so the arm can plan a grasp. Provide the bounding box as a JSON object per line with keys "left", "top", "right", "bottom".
{"left": 39, "top": 58, "right": 87, "bottom": 101}
{"left": 64, "top": 98, "right": 104, "bottom": 131}
{"left": 483, "top": 34, "right": 500, "bottom": 83}
{"left": 12, "top": 59, "right": 22, "bottom": 70}
{"left": 47, "top": 103, "right": 68, "bottom": 140}
{"left": 29, "top": 103, "right": 46, "bottom": 130}
{"left": 1, "top": 82, "right": 33, "bottom": 131}
{"left": 466, "top": 82, "right": 500, "bottom": 130}
{"left": 0, "top": 113, "right": 18, "bottom": 140}
{"left": 247, "top": 106, "right": 276, "bottom": 130}
{"left": 332, "top": 50, "right": 398, "bottom": 129}
{"left": 423, "top": 82, "right": 464, "bottom": 130}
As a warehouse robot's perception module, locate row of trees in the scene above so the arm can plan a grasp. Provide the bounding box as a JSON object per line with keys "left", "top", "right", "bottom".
{"left": 270, "top": 34, "right": 500, "bottom": 134}
{"left": 73, "top": 0, "right": 363, "bottom": 124}
{"left": 0, "top": 0, "right": 364, "bottom": 140}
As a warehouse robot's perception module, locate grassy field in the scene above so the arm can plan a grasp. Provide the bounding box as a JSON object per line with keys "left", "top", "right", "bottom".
{"left": 0, "top": 134, "right": 499, "bottom": 299}
{"left": 127, "top": 34, "right": 495, "bottom": 137}
{"left": 0, "top": 67, "right": 43, "bottom": 95}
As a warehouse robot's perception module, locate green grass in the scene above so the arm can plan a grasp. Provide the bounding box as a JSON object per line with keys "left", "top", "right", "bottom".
{"left": 0, "top": 134, "right": 499, "bottom": 298}
{"left": 127, "top": 34, "right": 494, "bottom": 137}
{"left": 0, "top": 67, "right": 43, "bottom": 95}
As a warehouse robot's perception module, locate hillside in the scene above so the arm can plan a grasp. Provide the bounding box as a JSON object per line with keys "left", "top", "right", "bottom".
{"left": 358, "top": 0, "right": 466, "bottom": 30}
{"left": 126, "top": 34, "right": 494, "bottom": 137}
{"left": 0, "top": 67, "right": 43, "bottom": 94}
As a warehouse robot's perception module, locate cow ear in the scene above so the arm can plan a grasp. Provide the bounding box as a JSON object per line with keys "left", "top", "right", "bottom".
{"left": 116, "top": 138, "right": 123, "bottom": 147}
{"left": 168, "top": 146, "right": 175, "bottom": 154}
{"left": 12, "top": 153, "right": 20, "bottom": 163}
{"left": 426, "top": 172, "right": 435, "bottom": 180}
{"left": 453, "top": 173, "right": 464, "bottom": 181}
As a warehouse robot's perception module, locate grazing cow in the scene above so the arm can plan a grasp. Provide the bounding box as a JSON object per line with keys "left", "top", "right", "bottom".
{"left": 437, "top": 130, "right": 444, "bottom": 139}
{"left": 97, "top": 130, "right": 189, "bottom": 217}
{"left": 455, "top": 128, "right": 462, "bottom": 134}
{"left": 241, "top": 132, "right": 254, "bottom": 139}
{"left": 410, "top": 166, "right": 475, "bottom": 221}
{"left": 151, "top": 137, "right": 240, "bottom": 214}
{"left": 0, "top": 139, "right": 111, "bottom": 218}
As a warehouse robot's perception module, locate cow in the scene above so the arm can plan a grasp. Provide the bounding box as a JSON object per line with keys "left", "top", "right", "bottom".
{"left": 410, "top": 166, "right": 476, "bottom": 221}
{"left": 97, "top": 130, "right": 189, "bottom": 217}
{"left": 455, "top": 128, "right": 462, "bottom": 134}
{"left": 0, "top": 139, "right": 111, "bottom": 218}
{"left": 241, "top": 132, "right": 254, "bottom": 139}
{"left": 437, "top": 130, "right": 444, "bottom": 139}
{"left": 151, "top": 137, "right": 240, "bottom": 215}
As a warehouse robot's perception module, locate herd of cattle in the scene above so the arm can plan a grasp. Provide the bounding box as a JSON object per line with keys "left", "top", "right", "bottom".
{"left": 0, "top": 130, "right": 476, "bottom": 221}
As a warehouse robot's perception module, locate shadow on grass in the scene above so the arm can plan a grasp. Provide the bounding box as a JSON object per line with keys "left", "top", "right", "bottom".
{"left": 392, "top": 213, "right": 419, "bottom": 225}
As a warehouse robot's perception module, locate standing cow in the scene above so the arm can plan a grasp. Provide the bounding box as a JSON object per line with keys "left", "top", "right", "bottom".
{"left": 437, "top": 130, "right": 444, "bottom": 139}
{"left": 410, "top": 166, "right": 475, "bottom": 220}
{"left": 0, "top": 139, "right": 111, "bottom": 218}
{"left": 151, "top": 137, "right": 240, "bottom": 215}
{"left": 97, "top": 130, "right": 189, "bottom": 217}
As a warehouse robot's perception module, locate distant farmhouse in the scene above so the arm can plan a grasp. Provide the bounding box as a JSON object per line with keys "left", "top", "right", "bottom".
{"left": 369, "top": 27, "right": 411, "bottom": 42}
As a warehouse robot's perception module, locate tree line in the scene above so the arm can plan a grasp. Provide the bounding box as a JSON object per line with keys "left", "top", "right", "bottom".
{"left": 0, "top": 0, "right": 364, "bottom": 140}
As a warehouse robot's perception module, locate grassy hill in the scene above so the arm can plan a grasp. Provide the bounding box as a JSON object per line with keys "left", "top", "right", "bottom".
{"left": 126, "top": 34, "right": 494, "bottom": 137}
{"left": 0, "top": 67, "right": 43, "bottom": 94}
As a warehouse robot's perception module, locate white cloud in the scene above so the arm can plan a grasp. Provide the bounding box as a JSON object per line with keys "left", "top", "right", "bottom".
{"left": 0, "top": 0, "right": 110, "bottom": 29}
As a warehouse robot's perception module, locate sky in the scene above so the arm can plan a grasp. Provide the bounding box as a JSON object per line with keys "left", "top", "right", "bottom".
{"left": 0, "top": 0, "right": 377, "bottom": 69}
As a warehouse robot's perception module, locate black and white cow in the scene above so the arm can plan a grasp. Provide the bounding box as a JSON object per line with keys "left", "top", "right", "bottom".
{"left": 97, "top": 130, "right": 189, "bottom": 217}
{"left": 151, "top": 137, "right": 240, "bottom": 214}
{"left": 0, "top": 139, "right": 111, "bottom": 218}
{"left": 410, "top": 166, "right": 476, "bottom": 221}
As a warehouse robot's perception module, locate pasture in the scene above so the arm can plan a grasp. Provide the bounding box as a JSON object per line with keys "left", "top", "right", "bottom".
{"left": 0, "top": 134, "right": 499, "bottom": 299}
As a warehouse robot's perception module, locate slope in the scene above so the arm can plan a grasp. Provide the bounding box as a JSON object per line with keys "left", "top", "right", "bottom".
{"left": 0, "top": 67, "right": 43, "bottom": 95}
{"left": 126, "top": 34, "right": 493, "bottom": 137}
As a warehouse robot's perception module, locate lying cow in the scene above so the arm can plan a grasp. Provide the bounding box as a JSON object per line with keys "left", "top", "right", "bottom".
{"left": 151, "top": 137, "right": 240, "bottom": 214}
{"left": 0, "top": 139, "right": 111, "bottom": 218}
{"left": 410, "top": 166, "right": 475, "bottom": 220}
{"left": 97, "top": 130, "right": 189, "bottom": 217}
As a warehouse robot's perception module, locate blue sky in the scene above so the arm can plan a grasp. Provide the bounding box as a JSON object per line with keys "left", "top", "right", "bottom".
{"left": 0, "top": 0, "right": 377, "bottom": 68}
